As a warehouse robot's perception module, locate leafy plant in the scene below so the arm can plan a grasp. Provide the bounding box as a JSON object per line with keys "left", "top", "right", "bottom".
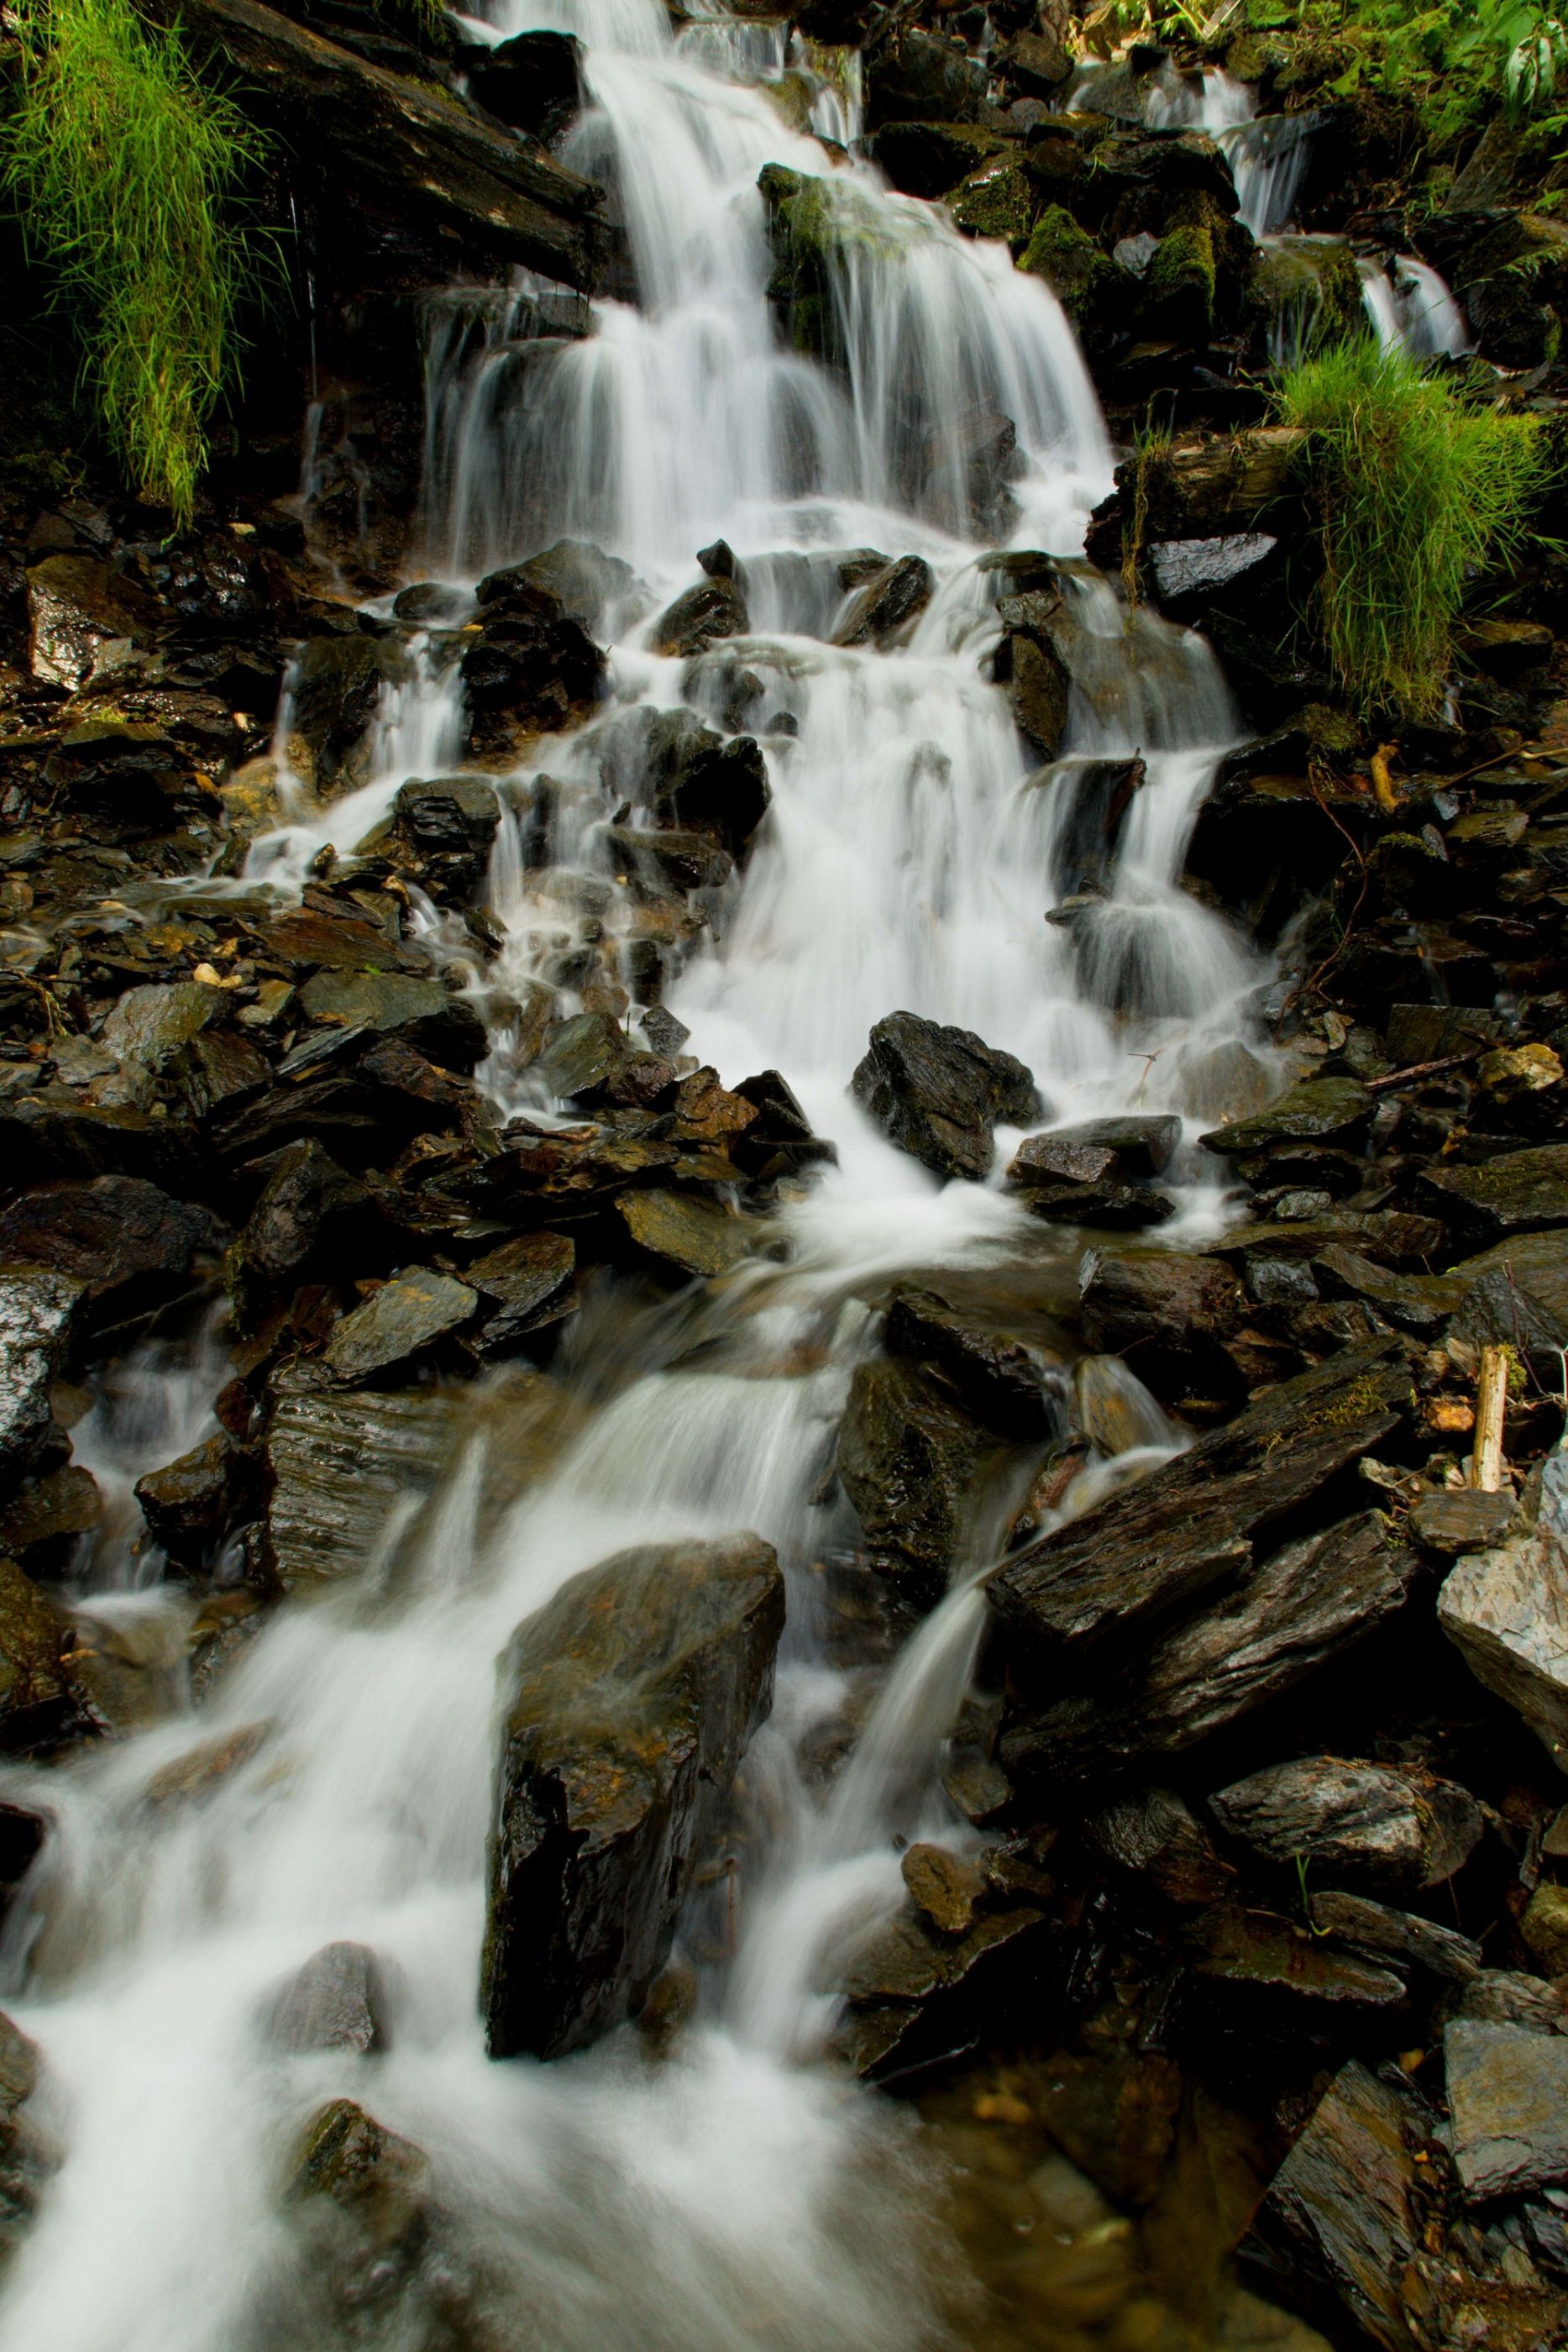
{"left": 2, "top": 0, "right": 272, "bottom": 528}
{"left": 1275, "top": 338, "right": 1554, "bottom": 717}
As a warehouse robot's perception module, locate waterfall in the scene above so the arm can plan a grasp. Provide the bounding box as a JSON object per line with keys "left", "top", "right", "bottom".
{"left": 1361, "top": 253, "right": 1473, "bottom": 360}
{"left": 0, "top": 3, "right": 1276, "bottom": 2345}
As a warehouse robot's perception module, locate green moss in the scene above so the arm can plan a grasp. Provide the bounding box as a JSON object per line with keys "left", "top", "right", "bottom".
{"left": 1248, "top": 236, "right": 1364, "bottom": 360}
{"left": 1020, "top": 203, "right": 1111, "bottom": 325}
{"left": 758, "top": 161, "right": 904, "bottom": 367}
{"left": 1148, "top": 218, "right": 1216, "bottom": 333}
{"left": 947, "top": 156, "right": 1036, "bottom": 249}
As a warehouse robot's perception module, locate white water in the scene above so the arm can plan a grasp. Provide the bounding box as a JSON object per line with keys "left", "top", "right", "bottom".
{"left": 1361, "top": 253, "right": 1473, "bottom": 360}
{"left": 0, "top": 3, "right": 1276, "bottom": 2345}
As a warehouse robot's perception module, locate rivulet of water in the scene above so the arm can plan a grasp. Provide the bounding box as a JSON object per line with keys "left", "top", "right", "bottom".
{"left": 0, "top": 6, "right": 1278, "bottom": 2347}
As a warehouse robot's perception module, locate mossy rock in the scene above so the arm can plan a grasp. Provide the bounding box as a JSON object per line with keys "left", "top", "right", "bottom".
{"left": 1020, "top": 204, "right": 1114, "bottom": 328}
{"left": 758, "top": 162, "right": 900, "bottom": 367}
{"left": 948, "top": 155, "right": 1036, "bottom": 249}
{"left": 1245, "top": 234, "right": 1363, "bottom": 361}
{"left": 1146, "top": 218, "right": 1217, "bottom": 339}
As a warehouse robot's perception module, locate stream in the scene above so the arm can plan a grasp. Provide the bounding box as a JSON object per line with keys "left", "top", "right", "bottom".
{"left": 0, "top": 3, "right": 1288, "bottom": 2347}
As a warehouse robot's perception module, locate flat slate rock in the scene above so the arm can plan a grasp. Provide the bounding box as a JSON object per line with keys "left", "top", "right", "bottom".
{"left": 1445, "top": 2020, "right": 1568, "bottom": 2201}
{"left": 883, "top": 1286, "right": 1053, "bottom": 1440}
{"left": 1209, "top": 1756, "right": 1484, "bottom": 1893}
{"left": 263, "top": 1370, "right": 464, "bottom": 1591}
{"left": 1419, "top": 1143, "right": 1568, "bottom": 1244}
{"left": 1450, "top": 1227, "right": 1568, "bottom": 1361}
{"left": 837, "top": 1355, "right": 995, "bottom": 1596}
{"left": 1002, "top": 1512, "right": 1418, "bottom": 1781}
{"left": 482, "top": 1533, "right": 784, "bottom": 2060}
{"left": 988, "top": 1342, "right": 1413, "bottom": 1665}
{"left": 1439, "top": 1461, "right": 1568, "bottom": 1771}
{"left": 0, "top": 1176, "right": 210, "bottom": 1310}
{"left": 616, "top": 1189, "right": 756, "bottom": 1278}
{"left": 1409, "top": 1485, "right": 1518, "bottom": 1556}
{"left": 1308, "top": 1889, "right": 1481, "bottom": 1984}
{"left": 323, "top": 1268, "right": 478, "bottom": 1383}
{"left": 1200, "top": 1078, "right": 1371, "bottom": 1156}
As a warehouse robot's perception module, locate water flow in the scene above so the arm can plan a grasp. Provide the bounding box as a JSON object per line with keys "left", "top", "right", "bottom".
{"left": 0, "top": 2, "right": 1275, "bottom": 2344}
{"left": 1361, "top": 254, "right": 1473, "bottom": 359}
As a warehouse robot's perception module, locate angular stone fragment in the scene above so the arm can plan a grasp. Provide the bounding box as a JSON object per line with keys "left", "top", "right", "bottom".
{"left": 465, "top": 1233, "right": 576, "bottom": 1355}
{"left": 1200, "top": 1078, "right": 1371, "bottom": 1156}
{"left": 1522, "top": 1882, "right": 1568, "bottom": 1977}
{"left": 1076, "top": 1246, "right": 1240, "bottom": 1358}
{"left": 323, "top": 1269, "right": 478, "bottom": 1385}
{"left": 100, "top": 982, "right": 221, "bottom": 1068}
{"left": 837, "top": 1357, "right": 995, "bottom": 1599}
{"left": 1003, "top": 1515, "right": 1419, "bottom": 1782}
{"left": 1450, "top": 1228, "right": 1568, "bottom": 1365}
{"left": 616, "top": 1189, "right": 756, "bottom": 1278}
{"left": 1457, "top": 1971, "right": 1568, "bottom": 2035}
{"left": 1308, "top": 1889, "right": 1481, "bottom": 1983}
{"left": 1190, "top": 1904, "right": 1408, "bottom": 2013}
{"left": 27, "top": 552, "right": 160, "bottom": 689}
{"left": 0, "top": 1268, "right": 82, "bottom": 1500}
{"left": 1209, "top": 1757, "right": 1483, "bottom": 1893}
{"left": 134, "top": 1433, "right": 239, "bottom": 1562}
{"left": 900, "top": 1842, "right": 984, "bottom": 1937}
{"left": 989, "top": 1345, "right": 1412, "bottom": 1665}
{"left": 228, "top": 1140, "right": 376, "bottom": 1331}
{"left": 482, "top": 1533, "right": 784, "bottom": 2058}
{"left": 1248, "top": 2062, "right": 1428, "bottom": 2351}
{"left": 268, "top": 1942, "right": 389, "bottom": 2055}
{"left": 831, "top": 555, "right": 933, "bottom": 645}
{"left": 1083, "top": 1787, "right": 1235, "bottom": 1905}
{"left": 392, "top": 778, "right": 500, "bottom": 906}
{"left": 0, "top": 1559, "right": 73, "bottom": 1751}
{"left": 1420, "top": 1142, "right": 1568, "bottom": 1244}
{"left": 851, "top": 1011, "right": 1038, "bottom": 1182}
{"left": 0, "top": 1177, "right": 210, "bottom": 1315}
{"left": 1408, "top": 1485, "right": 1517, "bottom": 1556}
{"left": 1445, "top": 2021, "right": 1568, "bottom": 2201}
{"left": 288, "top": 2097, "right": 429, "bottom": 2250}
{"left": 649, "top": 575, "right": 748, "bottom": 656}
{"left": 1013, "top": 1115, "right": 1181, "bottom": 1186}
{"left": 832, "top": 1904, "right": 1046, "bottom": 2080}
{"left": 883, "top": 1286, "right": 1054, "bottom": 1440}
{"left": 263, "top": 1371, "right": 463, "bottom": 1591}
{"left": 1439, "top": 1460, "right": 1568, "bottom": 1773}
{"left": 298, "top": 971, "right": 487, "bottom": 1071}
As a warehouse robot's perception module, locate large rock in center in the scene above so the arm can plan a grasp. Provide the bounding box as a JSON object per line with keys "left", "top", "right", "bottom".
{"left": 851, "top": 1011, "right": 1039, "bottom": 1181}
{"left": 481, "top": 1533, "right": 785, "bottom": 2060}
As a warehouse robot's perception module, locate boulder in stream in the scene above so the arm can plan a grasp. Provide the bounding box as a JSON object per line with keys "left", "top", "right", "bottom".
{"left": 837, "top": 1356, "right": 998, "bottom": 1599}
{"left": 0, "top": 1558, "right": 75, "bottom": 1752}
{"left": 0, "top": 1268, "right": 83, "bottom": 1502}
{"left": 262, "top": 1369, "right": 464, "bottom": 1592}
{"left": 482, "top": 1532, "right": 784, "bottom": 2058}
{"left": 0, "top": 1176, "right": 211, "bottom": 1325}
{"left": 268, "top": 1941, "right": 390, "bottom": 2055}
{"left": 1209, "top": 1756, "right": 1484, "bottom": 1894}
{"left": 852, "top": 1011, "right": 1039, "bottom": 1181}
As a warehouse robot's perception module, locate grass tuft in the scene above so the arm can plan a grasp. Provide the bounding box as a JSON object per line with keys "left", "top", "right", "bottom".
{"left": 1274, "top": 339, "right": 1554, "bottom": 717}
{"left": 3, "top": 0, "right": 270, "bottom": 529}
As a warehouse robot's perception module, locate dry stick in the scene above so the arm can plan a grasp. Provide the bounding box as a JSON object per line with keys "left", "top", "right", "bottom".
{"left": 1363, "top": 1048, "right": 1479, "bottom": 1095}
{"left": 1471, "top": 1344, "right": 1513, "bottom": 1493}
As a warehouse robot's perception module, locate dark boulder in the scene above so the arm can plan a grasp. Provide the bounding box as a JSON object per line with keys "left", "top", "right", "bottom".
{"left": 262, "top": 1369, "right": 464, "bottom": 1591}
{"left": 0, "top": 1558, "right": 74, "bottom": 1751}
{"left": 1200, "top": 1076, "right": 1371, "bottom": 1157}
{"left": 649, "top": 576, "right": 749, "bottom": 658}
{"left": 1209, "top": 1757, "right": 1484, "bottom": 1893}
{"left": 0, "top": 1177, "right": 211, "bottom": 1323}
{"left": 323, "top": 1268, "right": 478, "bottom": 1385}
{"left": 134, "top": 1434, "right": 244, "bottom": 1564}
{"left": 465, "top": 1233, "right": 576, "bottom": 1356}
{"left": 1083, "top": 1787, "right": 1235, "bottom": 1906}
{"left": 837, "top": 1357, "right": 997, "bottom": 1600}
{"left": 865, "top": 28, "right": 991, "bottom": 128}
{"left": 831, "top": 556, "right": 934, "bottom": 647}
{"left": 615, "top": 1189, "right": 758, "bottom": 1279}
{"left": 462, "top": 28, "right": 581, "bottom": 140}
{"left": 651, "top": 731, "right": 770, "bottom": 861}
{"left": 851, "top": 1011, "right": 1039, "bottom": 1182}
{"left": 1012, "top": 1116, "right": 1182, "bottom": 1187}
{"left": 992, "top": 587, "right": 1072, "bottom": 759}
{"left": 989, "top": 1341, "right": 1413, "bottom": 1665}
{"left": 1076, "top": 1245, "right": 1240, "bottom": 1395}
{"left": 1419, "top": 1142, "right": 1568, "bottom": 1245}
{"left": 290, "top": 633, "right": 408, "bottom": 794}
{"left": 480, "top": 539, "right": 633, "bottom": 634}
{"left": 1445, "top": 2022, "right": 1568, "bottom": 2202}
{"left": 460, "top": 584, "right": 606, "bottom": 765}
{"left": 832, "top": 1903, "right": 1047, "bottom": 2079}
{"left": 884, "top": 1286, "right": 1055, "bottom": 1440}
{"left": 481, "top": 1533, "right": 784, "bottom": 2059}
{"left": 296, "top": 970, "right": 487, "bottom": 1069}
{"left": 1003, "top": 1513, "right": 1418, "bottom": 1782}
{"left": 392, "top": 778, "right": 500, "bottom": 906}
{"left": 27, "top": 553, "right": 161, "bottom": 690}
{"left": 731, "top": 1069, "right": 836, "bottom": 1182}
{"left": 228, "top": 1140, "right": 379, "bottom": 1331}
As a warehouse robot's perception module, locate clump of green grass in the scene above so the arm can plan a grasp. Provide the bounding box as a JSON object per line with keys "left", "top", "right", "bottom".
{"left": 1275, "top": 338, "right": 1553, "bottom": 717}
{"left": 3, "top": 0, "right": 270, "bottom": 529}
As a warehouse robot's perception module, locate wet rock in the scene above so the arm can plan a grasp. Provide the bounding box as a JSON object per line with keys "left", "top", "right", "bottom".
{"left": 484, "top": 539, "right": 633, "bottom": 634}
{"left": 649, "top": 575, "right": 749, "bottom": 657}
{"left": 268, "top": 1942, "right": 389, "bottom": 2055}
{"left": 865, "top": 27, "right": 990, "bottom": 126}
{"left": 100, "top": 981, "right": 222, "bottom": 1068}
{"left": 288, "top": 2096, "right": 430, "bottom": 2254}
{"left": 1458, "top": 1971, "right": 1568, "bottom": 2035}
{"left": 1021, "top": 1115, "right": 1182, "bottom": 1186}
{"left": 0, "top": 1558, "right": 73, "bottom": 1751}
{"left": 0, "top": 1269, "right": 83, "bottom": 1499}
{"left": 1308, "top": 1890, "right": 1481, "bottom": 1984}
{"left": 732, "top": 1068, "right": 836, "bottom": 1182}
{"left": 27, "top": 551, "right": 161, "bottom": 689}
{"left": 1420, "top": 1142, "right": 1568, "bottom": 1245}
{"left": 1310, "top": 1244, "right": 1464, "bottom": 1337}
{"left": 1030, "top": 2046, "right": 1185, "bottom": 2209}
{"left": 993, "top": 590, "right": 1072, "bottom": 759}
{"left": 1004, "top": 1513, "right": 1417, "bottom": 1782}
{"left": 462, "top": 26, "right": 581, "bottom": 139}
{"left": 460, "top": 581, "right": 605, "bottom": 763}
{"left": 1247, "top": 2061, "right": 1429, "bottom": 2349}
{"left": 851, "top": 1011, "right": 1039, "bottom": 1182}
{"left": 134, "top": 1434, "right": 241, "bottom": 1563}
{"left": 833, "top": 1904, "right": 1046, "bottom": 2079}
{"left": 605, "top": 824, "right": 733, "bottom": 895}
{"left": 1083, "top": 1787, "right": 1235, "bottom": 1906}
{"left": 831, "top": 556, "right": 933, "bottom": 646}
{"left": 228, "top": 1140, "right": 378, "bottom": 1331}
{"left": 143, "top": 1720, "right": 272, "bottom": 1809}
{"left": 465, "top": 1233, "right": 576, "bottom": 1355}
{"left": 1193, "top": 1903, "right": 1408, "bottom": 2019}
{"left": 1446, "top": 2022, "right": 1568, "bottom": 2202}
{"left": 838, "top": 1357, "right": 995, "bottom": 1599}
{"left": 901, "top": 1841, "right": 984, "bottom": 1936}
{"left": 989, "top": 1344, "right": 1413, "bottom": 1665}
{"left": 0, "top": 2010, "right": 50, "bottom": 2255}
{"left": 297, "top": 969, "right": 488, "bottom": 1071}
{"left": 884, "top": 1286, "right": 1054, "bottom": 1440}
{"left": 616, "top": 1189, "right": 757, "bottom": 1279}
{"left": 1076, "top": 1247, "right": 1240, "bottom": 1379}
{"left": 1438, "top": 1462, "right": 1568, "bottom": 1772}
{"left": 651, "top": 730, "right": 770, "bottom": 860}
{"left": 323, "top": 1269, "right": 477, "bottom": 1384}
{"left": 391, "top": 778, "right": 500, "bottom": 906}
{"left": 1450, "top": 1231, "right": 1568, "bottom": 1371}
{"left": 533, "top": 1011, "right": 628, "bottom": 1104}
{"left": 0, "top": 1467, "right": 101, "bottom": 1569}
{"left": 1200, "top": 1078, "right": 1371, "bottom": 1157}
{"left": 263, "top": 1370, "right": 463, "bottom": 1591}
{"left": 1523, "top": 1882, "right": 1568, "bottom": 1977}
{"left": 290, "top": 633, "right": 409, "bottom": 792}
{"left": 0, "top": 1178, "right": 210, "bottom": 1321}
{"left": 1209, "top": 1757, "right": 1483, "bottom": 1893}
{"left": 482, "top": 1532, "right": 784, "bottom": 2058}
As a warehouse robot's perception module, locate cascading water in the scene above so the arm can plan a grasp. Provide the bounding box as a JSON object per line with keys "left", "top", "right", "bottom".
{"left": 1360, "top": 252, "right": 1473, "bottom": 359}
{"left": 0, "top": 3, "right": 1281, "bottom": 2346}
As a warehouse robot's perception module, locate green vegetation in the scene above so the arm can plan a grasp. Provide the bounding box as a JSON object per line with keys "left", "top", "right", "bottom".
{"left": 3, "top": 0, "right": 270, "bottom": 529}
{"left": 1276, "top": 339, "right": 1554, "bottom": 717}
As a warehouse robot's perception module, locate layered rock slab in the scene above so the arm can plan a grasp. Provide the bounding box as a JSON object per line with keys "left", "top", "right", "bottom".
{"left": 482, "top": 1533, "right": 784, "bottom": 2059}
